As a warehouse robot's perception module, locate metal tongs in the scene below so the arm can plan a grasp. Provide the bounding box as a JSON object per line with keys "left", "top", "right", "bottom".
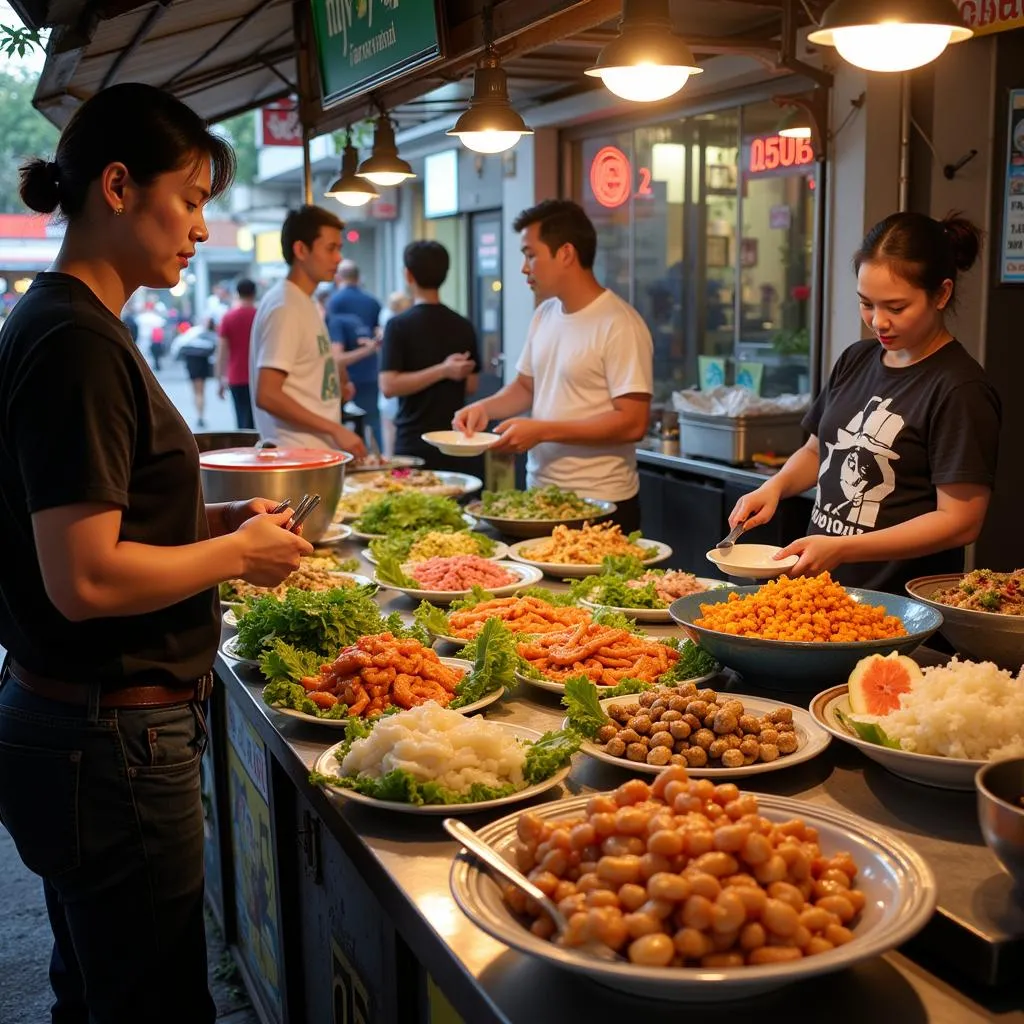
{"left": 286, "top": 493, "right": 321, "bottom": 532}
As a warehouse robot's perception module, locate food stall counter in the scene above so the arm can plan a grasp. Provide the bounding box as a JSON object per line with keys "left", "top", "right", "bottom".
{"left": 207, "top": 546, "right": 1024, "bottom": 1024}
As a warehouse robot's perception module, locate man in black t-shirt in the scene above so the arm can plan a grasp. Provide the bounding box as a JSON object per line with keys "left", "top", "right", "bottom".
{"left": 379, "top": 241, "right": 481, "bottom": 473}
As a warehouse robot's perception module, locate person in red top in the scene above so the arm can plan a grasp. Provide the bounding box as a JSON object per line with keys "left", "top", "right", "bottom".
{"left": 216, "top": 277, "right": 257, "bottom": 428}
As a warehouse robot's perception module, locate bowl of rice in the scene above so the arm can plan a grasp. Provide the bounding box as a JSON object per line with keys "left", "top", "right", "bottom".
{"left": 906, "top": 572, "right": 1024, "bottom": 672}
{"left": 811, "top": 659, "right": 1024, "bottom": 790}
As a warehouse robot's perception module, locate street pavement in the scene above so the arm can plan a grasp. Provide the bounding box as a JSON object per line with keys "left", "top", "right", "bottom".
{"left": 0, "top": 358, "right": 258, "bottom": 1023}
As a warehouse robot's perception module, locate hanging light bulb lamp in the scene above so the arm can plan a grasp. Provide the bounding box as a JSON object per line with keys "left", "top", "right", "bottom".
{"left": 807, "top": 0, "right": 972, "bottom": 73}
{"left": 357, "top": 113, "right": 415, "bottom": 187}
{"left": 776, "top": 106, "right": 814, "bottom": 139}
{"left": 324, "top": 129, "right": 380, "bottom": 207}
{"left": 448, "top": 53, "right": 533, "bottom": 154}
{"left": 585, "top": 0, "right": 702, "bottom": 103}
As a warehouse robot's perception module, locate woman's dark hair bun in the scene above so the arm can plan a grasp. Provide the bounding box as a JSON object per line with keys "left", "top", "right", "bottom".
{"left": 19, "top": 157, "right": 60, "bottom": 215}
{"left": 941, "top": 212, "right": 982, "bottom": 273}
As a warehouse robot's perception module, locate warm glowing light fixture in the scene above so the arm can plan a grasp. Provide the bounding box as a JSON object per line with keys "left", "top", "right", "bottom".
{"left": 357, "top": 114, "right": 415, "bottom": 187}
{"left": 807, "top": 0, "right": 972, "bottom": 72}
{"left": 448, "top": 56, "right": 533, "bottom": 154}
{"left": 777, "top": 107, "right": 813, "bottom": 139}
{"left": 325, "top": 130, "right": 380, "bottom": 207}
{"left": 585, "top": 0, "right": 702, "bottom": 103}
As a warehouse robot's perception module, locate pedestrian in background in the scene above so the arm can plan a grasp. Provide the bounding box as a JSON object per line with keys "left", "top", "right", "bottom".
{"left": 174, "top": 316, "right": 218, "bottom": 428}
{"left": 250, "top": 205, "right": 367, "bottom": 456}
{"left": 0, "top": 81, "right": 310, "bottom": 1024}
{"left": 216, "top": 277, "right": 257, "bottom": 429}
{"left": 325, "top": 260, "right": 382, "bottom": 447}
{"left": 377, "top": 289, "right": 412, "bottom": 457}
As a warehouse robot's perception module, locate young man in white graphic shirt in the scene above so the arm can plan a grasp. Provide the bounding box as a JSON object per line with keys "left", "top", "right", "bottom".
{"left": 251, "top": 205, "right": 367, "bottom": 457}
{"left": 454, "top": 199, "right": 653, "bottom": 533}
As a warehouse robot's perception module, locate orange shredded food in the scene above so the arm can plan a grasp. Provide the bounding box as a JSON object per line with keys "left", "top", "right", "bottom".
{"left": 693, "top": 572, "right": 906, "bottom": 643}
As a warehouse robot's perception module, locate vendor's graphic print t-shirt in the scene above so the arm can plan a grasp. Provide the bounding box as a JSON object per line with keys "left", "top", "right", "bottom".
{"left": 802, "top": 339, "right": 1001, "bottom": 593}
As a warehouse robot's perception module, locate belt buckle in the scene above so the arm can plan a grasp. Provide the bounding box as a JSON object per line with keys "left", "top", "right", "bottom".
{"left": 196, "top": 672, "right": 214, "bottom": 702}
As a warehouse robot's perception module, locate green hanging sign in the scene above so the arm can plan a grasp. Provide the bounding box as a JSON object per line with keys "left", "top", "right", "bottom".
{"left": 310, "top": 0, "right": 442, "bottom": 106}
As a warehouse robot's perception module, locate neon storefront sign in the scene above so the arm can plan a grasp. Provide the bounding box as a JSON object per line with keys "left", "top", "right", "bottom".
{"left": 588, "top": 145, "right": 653, "bottom": 208}
{"left": 747, "top": 134, "right": 815, "bottom": 175}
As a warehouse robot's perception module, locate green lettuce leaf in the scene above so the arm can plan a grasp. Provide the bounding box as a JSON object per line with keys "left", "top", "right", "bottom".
{"left": 560, "top": 675, "right": 610, "bottom": 738}
{"left": 413, "top": 600, "right": 453, "bottom": 638}
{"left": 837, "top": 708, "right": 903, "bottom": 749}
{"left": 353, "top": 492, "right": 467, "bottom": 536}
{"left": 449, "top": 617, "right": 517, "bottom": 708}
{"left": 258, "top": 640, "right": 323, "bottom": 685}
{"left": 660, "top": 638, "right": 719, "bottom": 681}
{"left": 523, "top": 729, "right": 581, "bottom": 783}
{"left": 376, "top": 552, "right": 419, "bottom": 588}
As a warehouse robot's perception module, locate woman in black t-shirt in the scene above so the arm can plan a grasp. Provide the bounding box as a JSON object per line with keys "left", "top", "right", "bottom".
{"left": 0, "top": 85, "right": 312, "bottom": 1024}
{"left": 729, "top": 212, "right": 1001, "bottom": 593}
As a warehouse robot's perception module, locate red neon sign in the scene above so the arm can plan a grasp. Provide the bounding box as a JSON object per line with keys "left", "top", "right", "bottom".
{"left": 748, "top": 134, "right": 815, "bottom": 175}
{"left": 589, "top": 146, "right": 656, "bottom": 208}
{"left": 590, "top": 146, "right": 632, "bottom": 208}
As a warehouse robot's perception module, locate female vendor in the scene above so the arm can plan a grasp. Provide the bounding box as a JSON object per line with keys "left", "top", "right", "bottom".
{"left": 729, "top": 211, "right": 1002, "bottom": 593}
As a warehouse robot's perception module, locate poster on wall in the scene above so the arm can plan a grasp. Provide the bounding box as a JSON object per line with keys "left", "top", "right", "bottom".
{"left": 1000, "top": 89, "right": 1024, "bottom": 284}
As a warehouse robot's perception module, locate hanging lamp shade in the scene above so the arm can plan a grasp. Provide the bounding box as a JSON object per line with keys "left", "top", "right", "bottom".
{"left": 585, "top": 0, "right": 702, "bottom": 103}
{"left": 448, "top": 59, "right": 533, "bottom": 154}
{"left": 807, "top": 0, "right": 972, "bottom": 72}
{"left": 777, "top": 107, "right": 814, "bottom": 139}
{"left": 324, "top": 138, "right": 380, "bottom": 207}
{"left": 357, "top": 115, "right": 415, "bottom": 187}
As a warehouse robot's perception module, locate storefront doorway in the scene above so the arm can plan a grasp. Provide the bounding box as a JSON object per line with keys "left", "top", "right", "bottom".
{"left": 470, "top": 211, "right": 504, "bottom": 400}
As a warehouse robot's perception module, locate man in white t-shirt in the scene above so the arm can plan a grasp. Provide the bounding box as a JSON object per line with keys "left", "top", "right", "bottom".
{"left": 454, "top": 199, "right": 652, "bottom": 531}
{"left": 251, "top": 205, "right": 366, "bottom": 457}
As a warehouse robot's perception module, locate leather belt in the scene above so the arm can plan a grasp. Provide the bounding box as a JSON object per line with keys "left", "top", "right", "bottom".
{"left": 10, "top": 661, "right": 213, "bottom": 709}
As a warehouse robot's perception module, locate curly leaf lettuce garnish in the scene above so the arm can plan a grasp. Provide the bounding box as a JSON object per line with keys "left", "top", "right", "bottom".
{"left": 560, "top": 676, "right": 611, "bottom": 738}
{"left": 522, "top": 729, "right": 581, "bottom": 783}
{"left": 376, "top": 553, "right": 419, "bottom": 588}
{"left": 449, "top": 617, "right": 517, "bottom": 709}
{"left": 659, "top": 638, "right": 719, "bottom": 681}
{"left": 258, "top": 640, "right": 322, "bottom": 686}
{"left": 413, "top": 600, "right": 453, "bottom": 638}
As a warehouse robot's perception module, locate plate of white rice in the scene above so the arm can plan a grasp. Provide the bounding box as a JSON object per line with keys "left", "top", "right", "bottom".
{"left": 312, "top": 702, "right": 572, "bottom": 813}
{"left": 810, "top": 659, "right": 1024, "bottom": 790}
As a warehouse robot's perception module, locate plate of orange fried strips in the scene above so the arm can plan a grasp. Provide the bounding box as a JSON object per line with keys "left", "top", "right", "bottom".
{"left": 514, "top": 621, "right": 714, "bottom": 695}
{"left": 264, "top": 632, "right": 505, "bottom": 726}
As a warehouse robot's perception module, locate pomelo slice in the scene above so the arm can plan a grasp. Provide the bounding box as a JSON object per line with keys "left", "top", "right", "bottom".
{"left": 847, "top": 652, "right": 922, "bottom": 716}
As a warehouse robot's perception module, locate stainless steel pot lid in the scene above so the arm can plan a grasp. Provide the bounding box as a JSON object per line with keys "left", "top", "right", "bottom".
{"left": 198, "top": 447, "right": 351, "bottom": 470}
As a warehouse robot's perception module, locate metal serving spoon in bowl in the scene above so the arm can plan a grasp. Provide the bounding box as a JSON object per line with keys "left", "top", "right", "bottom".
{"left": 716, "top": 521, "right": 747, "bottom": 553}
{"left": 443, "top": 817, "right": 623, "bottom": 963}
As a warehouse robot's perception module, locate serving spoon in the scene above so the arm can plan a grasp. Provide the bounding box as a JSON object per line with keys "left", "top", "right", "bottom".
{"left": 716, "top": 521, "right": 747, "bottom": 553}
{"left": 443, "top": 818, "right": 623, "bottom": 963}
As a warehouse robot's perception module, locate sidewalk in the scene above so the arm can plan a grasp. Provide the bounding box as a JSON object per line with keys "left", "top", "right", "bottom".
{"left": 0, "top": 363, "right": 260, "bottom": 1023}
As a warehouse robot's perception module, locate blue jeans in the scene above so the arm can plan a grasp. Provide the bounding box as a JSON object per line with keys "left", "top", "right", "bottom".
{"left": 352, "top": 380, "right": 381, "bottom": 447}
{"left": 0, "top": 674, "right": 216, "bottom": 1024}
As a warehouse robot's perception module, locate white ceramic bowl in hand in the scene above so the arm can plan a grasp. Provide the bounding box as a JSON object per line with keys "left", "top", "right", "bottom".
{"left": 706, "top": 543, "right": 798, "bottom": 579}
{"left": 421, "top": 430, "right": 500, "bottom": 457}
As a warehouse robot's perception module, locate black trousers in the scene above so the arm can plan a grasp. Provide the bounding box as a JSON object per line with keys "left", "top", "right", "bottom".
{"left": 0, "top": 674, "right": 216, "bottom": 1024}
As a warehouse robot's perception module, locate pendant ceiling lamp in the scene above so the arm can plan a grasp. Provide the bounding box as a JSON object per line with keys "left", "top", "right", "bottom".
{"left": 585, "top": 0, "right": 703, "bottom": 103}
{"left": 357, "top": 114, "right": 415, "bottom": 187}
{"left": 448, "top": 54, "right": 534, "bottom": 154}
{"left": 324, "top": 130, "right": 380, "bottom": 207}
{"left": 807, "top": 0, "right": 972, "bottom": 72}
{"left": 777, "top": 107, "right": 813, "bottom": 139}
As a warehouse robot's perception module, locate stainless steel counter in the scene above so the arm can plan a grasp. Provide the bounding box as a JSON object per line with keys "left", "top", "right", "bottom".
{"left": 214, "top": 541, "right": 1024, "bottom": 1023}
{"left": 636, "top": 444, "right": 818, "bottom": 501}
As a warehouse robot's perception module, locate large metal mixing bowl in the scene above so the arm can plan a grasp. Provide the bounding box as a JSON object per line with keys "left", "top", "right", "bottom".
{"left": 199, "top": 447, "right": 351, "bottom": 543}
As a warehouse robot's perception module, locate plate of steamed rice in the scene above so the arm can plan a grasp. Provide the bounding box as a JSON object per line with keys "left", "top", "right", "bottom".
{"left": 811, "top": 654, "right": 1024, "bottom": 790}
{"left": 311, "top": 702, "right": 575, "bottom": 813}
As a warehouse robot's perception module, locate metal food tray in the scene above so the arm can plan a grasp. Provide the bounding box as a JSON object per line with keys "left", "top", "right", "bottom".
{"left": 678, "top": 410, "right": 806, "bottom": 465}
